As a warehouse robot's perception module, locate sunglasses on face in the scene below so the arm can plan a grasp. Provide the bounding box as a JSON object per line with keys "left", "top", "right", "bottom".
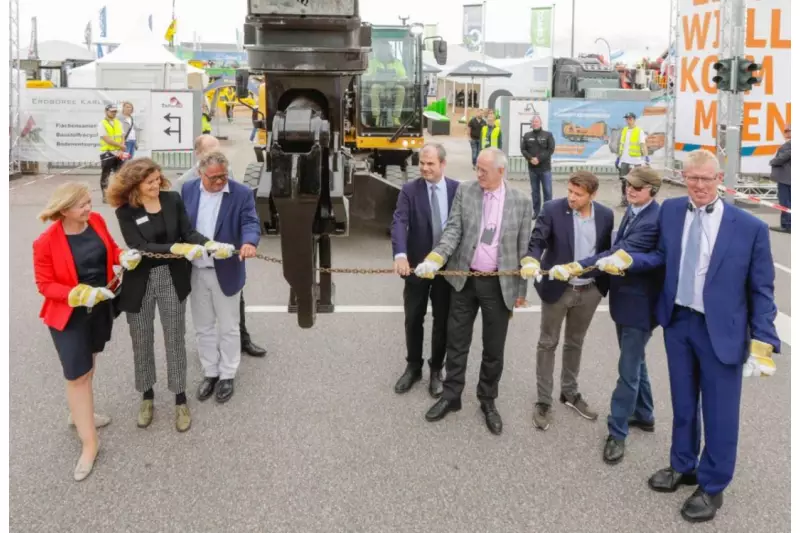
{"left": 205, "top": 174, "right": 228, "bottom": 183}
{"left": 627, "top": 184, "right": 644, "bottom": 191}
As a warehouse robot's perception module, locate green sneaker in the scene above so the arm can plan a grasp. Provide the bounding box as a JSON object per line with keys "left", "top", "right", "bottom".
{"left": 137, "top": 400, "right": 154, "bottom": 428}
{"left": 175, "top": 405, "right": 191, "bottom": 432}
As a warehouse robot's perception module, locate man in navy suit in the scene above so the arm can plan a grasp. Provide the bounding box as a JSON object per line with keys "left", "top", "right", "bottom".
{"left": 181, "top": 151, "right": 261, "bottom": 403}
{"left": 607, "top": 149, "right": 780, "bottom": 523}
{"left": 576, "top": 167, "right": 664, "bottom": 465}
{"left": 391, "top": 143, "right": 459, "bottom": 397}
{"left": 520, "top": 171, "right": 614, "bottom": 430}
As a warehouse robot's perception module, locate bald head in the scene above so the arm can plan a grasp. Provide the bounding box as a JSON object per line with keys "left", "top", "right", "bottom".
{"left": 194, "top": 134, "right": 220, "bottom": 160}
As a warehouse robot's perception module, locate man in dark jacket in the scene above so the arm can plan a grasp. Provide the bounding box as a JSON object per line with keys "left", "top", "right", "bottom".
{"left": 769, "top": 124, "right": 790, "bottom": 233}
{"left": 520, "top": 115, "right": 556, "bottom": 218}
{"left": 466, "top": 109, "right": 486, "bottom": 170}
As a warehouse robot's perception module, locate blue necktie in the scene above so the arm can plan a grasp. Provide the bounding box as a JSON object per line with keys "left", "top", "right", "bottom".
{"left": 430, "top": 185, "right": 442, "bottom": 244}
{"left": 677, "top": 211, "right": 702, "bottom": 305}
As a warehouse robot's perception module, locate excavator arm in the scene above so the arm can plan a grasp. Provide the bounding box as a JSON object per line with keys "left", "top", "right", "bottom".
{"left": 236, "top": 0, "right": 372, "bottom": 328}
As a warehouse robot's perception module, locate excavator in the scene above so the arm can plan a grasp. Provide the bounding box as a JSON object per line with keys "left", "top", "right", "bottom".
{"left": 235, "top": 0, "right": 447, "bottom": 328}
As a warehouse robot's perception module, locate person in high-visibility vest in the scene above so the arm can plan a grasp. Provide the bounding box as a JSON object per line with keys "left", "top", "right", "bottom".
{"left": 97, "top": 103, "right": 126, "bottom": 201}
{"left": 615, "top": 112, "right": 650, "bottom": 206}
{"left": 481, "top": 113, "right": 502, "bottom": 149}
{"left": 366, "top": 41, "right": 407, "bottom": 126}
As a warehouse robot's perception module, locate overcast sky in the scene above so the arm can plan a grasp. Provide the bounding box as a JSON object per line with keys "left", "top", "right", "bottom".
{"left": 19, "top": 0, "right": 671, "bottom": 62}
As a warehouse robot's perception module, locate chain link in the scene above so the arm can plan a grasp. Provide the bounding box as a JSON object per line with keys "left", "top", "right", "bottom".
{"left": 127, "top": 250, "right": 609, "bottom": 278}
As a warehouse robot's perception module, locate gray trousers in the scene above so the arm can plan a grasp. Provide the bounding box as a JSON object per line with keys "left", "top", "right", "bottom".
{"left": 190, "top": 268, "right": 242, "bottom": 380}
{"left": 126, "top": 265, "right": 188, "bottom": 394}
{"left": 536, "top": 284, "right": 603, "bottom": 405}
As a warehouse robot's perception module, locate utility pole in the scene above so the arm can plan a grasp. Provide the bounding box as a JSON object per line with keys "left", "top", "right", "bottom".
{"left": 570, "top": 0, "right": 576, "bottom": 57}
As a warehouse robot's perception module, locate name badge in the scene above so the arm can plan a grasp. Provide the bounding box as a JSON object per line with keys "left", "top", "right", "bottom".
{"left": 480, "top": 226, "right": 495, "bottom": 245}
{"left": 136, "top": 216, "right": 149, "bottom": 225}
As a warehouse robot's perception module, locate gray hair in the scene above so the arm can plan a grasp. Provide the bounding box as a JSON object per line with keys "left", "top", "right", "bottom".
{"left": 480, "top": 147, "right": 507, "bottom": 171}
{"left": 194, "top": 134, "right": 219, "bottom": 156}
{"left": 198, "top": 151, "right": 229, "bottom": 173}
{"left": 420, "top": 142, "right": 447, "bottom": 163}
{"left": 684, "top": 149, "right": 720, "bottom": 172}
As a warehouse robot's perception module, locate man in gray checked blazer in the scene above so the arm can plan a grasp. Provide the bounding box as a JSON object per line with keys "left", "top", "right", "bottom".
{"left": 414, "top": 147, "right": 533, "bottom": 435}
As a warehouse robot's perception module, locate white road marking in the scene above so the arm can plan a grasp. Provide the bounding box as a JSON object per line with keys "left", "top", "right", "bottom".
{"left": 42, "top": 174, "right": 54, "bottom": 180}
{"left": 23, "top": 180, "right": 37, "bottom": 186}
{"left": 774, "top": 263, "right": 791, "bottom": 274}
{"left": 246, "top": 306, "right": 792, "bottom": 347}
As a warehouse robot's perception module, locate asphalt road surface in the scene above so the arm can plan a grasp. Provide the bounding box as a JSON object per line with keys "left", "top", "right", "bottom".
{"left": 9, "top": 119, "right": 792, "bottom": 532}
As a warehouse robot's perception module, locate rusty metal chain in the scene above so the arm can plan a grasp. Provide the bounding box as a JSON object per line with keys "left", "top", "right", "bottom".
{"left": 122, "top": 250, "right": 608, "bottom": 278}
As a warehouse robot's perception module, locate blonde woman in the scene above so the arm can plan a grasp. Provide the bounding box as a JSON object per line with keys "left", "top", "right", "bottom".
{"left": 120, "top": 101, "right": 139, "bottom": 157}
{"left": 107, "top": 158, "right": 222, "bottom": 432}
{"left": 33, "top": 182, "right": 142, "bottom": 481}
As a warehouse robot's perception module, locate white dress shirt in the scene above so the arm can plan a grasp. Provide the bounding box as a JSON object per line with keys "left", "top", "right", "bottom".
{"left": 192, "top": 180, "right": 230, "bottom": 269}
{"left": 676, "top": 198, "right": 724, "bottom": 313}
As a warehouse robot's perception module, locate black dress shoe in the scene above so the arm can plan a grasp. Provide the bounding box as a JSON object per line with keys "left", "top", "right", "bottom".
{"left": 681, "top": 487, "right": 723, "bottom": 523}
{"left": 215, "top": 379, "right": 235, "bottom": 403}
{"left": 429, "top": 370, "right": 444, "bottom": 398}
{"left": 480, "top": 401, "right": 503, "bottom": 435}
{"left": 648, "top": 466, "right": 698, "bottom": 493}
{"left": 197, "top": 377, "right": 219, "bottom": 402}
{"left": 394, "top": 367, "right": 422, "bottom": 394}
{"left": 242, "top": 340, "right": 267, "bottom": 357}
{"left": 628, "top": 418, "right": 655, "bottom": 432}
{"left": 425, "top": 398, "right": 461, "bottom": 422}
{"left": 603, "top": 435, "right": 625, "bottom": 465}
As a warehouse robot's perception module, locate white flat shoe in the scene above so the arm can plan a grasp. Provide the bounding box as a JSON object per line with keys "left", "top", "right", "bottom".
{"left": 68, "top": 413, "right": 112, "bottom": 428}
{"left": 73, "top": 450, "right": 99, "bottom": 482}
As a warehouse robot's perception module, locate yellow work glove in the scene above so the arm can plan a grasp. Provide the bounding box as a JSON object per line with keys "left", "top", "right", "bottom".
{"left": 170, "top": 243, "right": 206, "bottom": 261}
{"left": 414, "top": 252, "right": 444, "bottom": 279}
{"left": 743, "top": 339, "right": 776, "bottom": 377}
{"left": 519, "top": 257, "right": 542, "bottom": 281}
{"left": 67, "top": 284, "right": 115, "bottom": 308}
{"left": 119, "top": 249, "right": 142, "bottom": 270}
{"left": 204, "top": 240, "right": 235, "bottom": 260}
{"left": 549, "top": 262, "right": 584, "bottom": 282}
{"left": 595, "top": 249, "right": 633, "bottom": 275}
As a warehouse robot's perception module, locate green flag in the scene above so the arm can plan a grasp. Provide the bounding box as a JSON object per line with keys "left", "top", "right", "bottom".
{"left": 530, "top": 7, "right": 553, "bottom": 48}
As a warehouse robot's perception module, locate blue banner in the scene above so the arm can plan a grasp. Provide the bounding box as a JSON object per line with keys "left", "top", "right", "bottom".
{"left": 548, "top": 99, "right": 666, "bottom": 163}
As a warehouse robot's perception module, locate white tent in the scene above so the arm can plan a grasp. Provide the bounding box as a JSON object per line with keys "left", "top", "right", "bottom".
{"left": 67, "top": 17, "right": 208, "bottom": 89}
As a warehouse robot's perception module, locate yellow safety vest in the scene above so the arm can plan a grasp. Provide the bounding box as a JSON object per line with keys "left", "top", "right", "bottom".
{"left": 481, "top": 124, "right": 500, "bottom": 148}
{"left": 202, "top": 114, "right": 212, "bottom": 133}
{"left": 618, "top": 126, "right": 643, "bottom": 157}
{"left": 100, "top": 118, "right": 124, "bottom": 152}
{"left": 367, "top": 59, "right": 407, "bottom": 78}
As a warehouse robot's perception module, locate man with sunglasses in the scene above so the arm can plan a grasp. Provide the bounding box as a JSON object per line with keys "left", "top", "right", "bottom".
{"left": 768, "top": 124, "right": 791, "bottom": 233}
{"left": 603, "top": 149, "right": 779, "bottom": 523}
{"left": 180, "top": 151, "right": 261, "bottom": 403}
{"left": 577, "top": 167, "right": 664, "bottom": 465}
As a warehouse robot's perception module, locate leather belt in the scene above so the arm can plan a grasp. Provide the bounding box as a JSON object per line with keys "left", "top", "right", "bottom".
{"left": 568, "top": 282, "right": 595, "bottom": 292}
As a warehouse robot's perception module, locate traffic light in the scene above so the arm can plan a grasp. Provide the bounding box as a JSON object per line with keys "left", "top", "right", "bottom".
{"left": 712, "top": 58, "right": 733, "bottom": 92}
{"left": 736, "top": 58, "right": 761, "bottom": 92}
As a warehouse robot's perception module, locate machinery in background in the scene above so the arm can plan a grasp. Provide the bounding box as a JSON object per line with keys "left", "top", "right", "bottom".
{"left": 561, "top": 121, "right": 608, "bottom": 142}
{"left": 235, "top": 0, "right": 446, "bottom": 328}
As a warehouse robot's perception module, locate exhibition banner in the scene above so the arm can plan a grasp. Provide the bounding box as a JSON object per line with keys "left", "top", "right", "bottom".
{"left": 507, "top": 98, "right": 550, "bottom": 158}
{"left": 675, "top": 0, "right": 791, "bottom": 174}
{"left": 548, "top": 98, "right": 667, "bottom": 166}
{"left": 19, "top": 88, "right": 196, "bottom": 164}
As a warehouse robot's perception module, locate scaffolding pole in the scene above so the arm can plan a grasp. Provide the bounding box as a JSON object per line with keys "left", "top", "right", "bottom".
{"left": 664, "top": 0, "right": 680, "bottom": 182}
{"left": 9, "top": 0, "right": 21, "bottom": 176}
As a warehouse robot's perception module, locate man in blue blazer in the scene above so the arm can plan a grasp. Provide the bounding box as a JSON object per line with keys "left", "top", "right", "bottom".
{"left": 606, "top": 149, "right": 780, "bottom": 523}
{"left": 391, "top": 143, "right": 459, "bottom": 397}
{"left": 181, "top": 151, "right": 261, "bottom": 403}
{"left": 520, "top": 171, "right": 614, "bottom": 430}
{"left": 576, "top": 167, "right": 665, "bottom": 465}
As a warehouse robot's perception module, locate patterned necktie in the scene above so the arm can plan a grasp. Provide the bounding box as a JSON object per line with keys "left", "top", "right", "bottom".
{"left": 677, "top": 211, "right": 702, "bottom": 305}
{"left": 430, "top": 184, "right": 442, "bottom": 244}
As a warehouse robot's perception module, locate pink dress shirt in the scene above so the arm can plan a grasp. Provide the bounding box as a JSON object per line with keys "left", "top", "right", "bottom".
{"left": 470, "top": 181, "right": 506, "bottom": 272}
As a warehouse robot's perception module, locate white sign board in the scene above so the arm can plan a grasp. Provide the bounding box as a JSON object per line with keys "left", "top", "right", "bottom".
{"left": 675, "top": 0, "right": 791, "bottom": 174}
{"left": 149, "top": 92, "right": 195, "bottom": 151}
{"left": 19, "top": 88, "right": 197, "bottom": 164}
{"left": 507, "top": 98, "right": 549, "bottom": 158}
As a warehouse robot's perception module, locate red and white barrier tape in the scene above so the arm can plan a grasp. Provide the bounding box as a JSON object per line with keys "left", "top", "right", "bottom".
{"left": 718, "top": 186, "right": 791, "bottom": 214}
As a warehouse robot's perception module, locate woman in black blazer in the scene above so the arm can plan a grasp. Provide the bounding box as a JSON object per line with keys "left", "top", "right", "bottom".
{"left": 107, "top": 157, "right": 216, "bottom": 433}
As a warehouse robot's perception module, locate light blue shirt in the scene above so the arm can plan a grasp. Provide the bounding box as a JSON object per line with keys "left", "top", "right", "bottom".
{"left": 428, "top": 178, "right": 448, "bottom": 230}
{"left": 630, "top": 199, "right": 652, "bottom": 217}
{"left": 192, "top": 179, "right": 230, "bottom": 269}
{"left": 676, "top": 198, "right": 724, "bottom": 313}
{"left": 570, "top": 202, "right": 596, "bottom": 286}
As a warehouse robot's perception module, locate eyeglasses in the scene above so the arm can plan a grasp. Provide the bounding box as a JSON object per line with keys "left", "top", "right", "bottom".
{"left": 627, "top": 184, "right": 644, "bottom": 191}
{"left": 204, "top": 174, "right": 228, "bottom": 183}
{"left": 684, "top": 176, "right": 717, "bottom": 184}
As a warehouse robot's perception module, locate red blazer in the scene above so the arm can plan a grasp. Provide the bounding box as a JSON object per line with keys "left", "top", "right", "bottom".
{"left": 33, "top": 212, "right": 122, "bottom": 331}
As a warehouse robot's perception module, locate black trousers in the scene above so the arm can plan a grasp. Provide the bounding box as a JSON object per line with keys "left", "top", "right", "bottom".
{"left": 100, "top": 153, "right": 123, "bottom": 193}
{"left": 403, "top": 275, "right": 451, "bottom": 372}
{"left": 239, "top": 292, "right": 251, "bottom": 345}
{"left": 442, "top": 276, "right": 511, "bottom": 402}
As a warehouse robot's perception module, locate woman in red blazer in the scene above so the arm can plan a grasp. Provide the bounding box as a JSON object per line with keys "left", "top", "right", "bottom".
{"left": 33, "top": 181, "right": 142, "bottom": 482}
